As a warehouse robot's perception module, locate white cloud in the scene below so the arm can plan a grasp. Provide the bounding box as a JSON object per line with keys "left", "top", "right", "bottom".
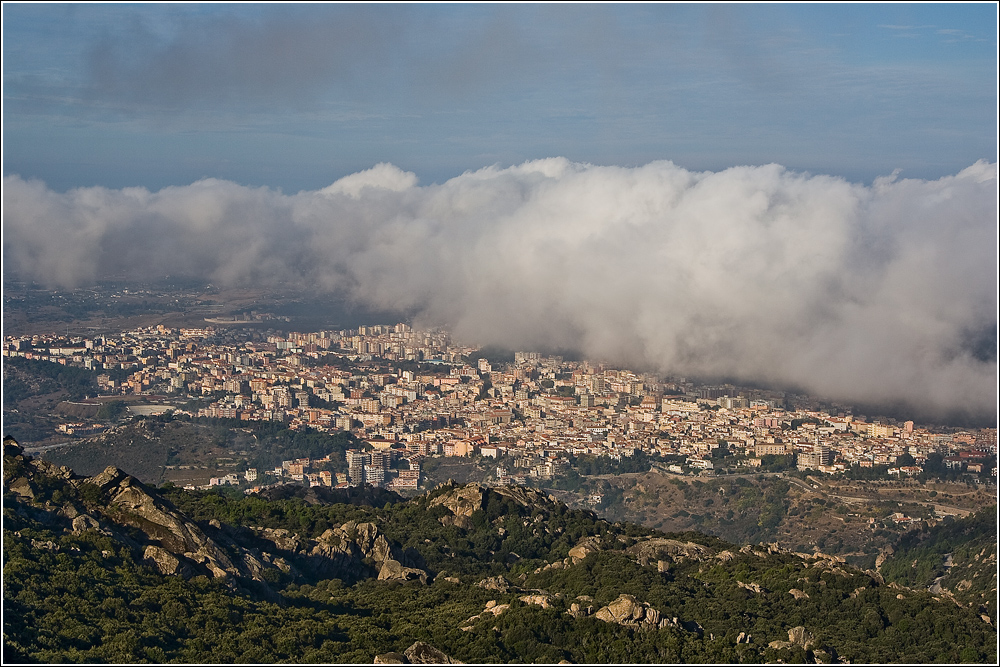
{"left": 3, "top": 159, "right": 996, "bottom": 420}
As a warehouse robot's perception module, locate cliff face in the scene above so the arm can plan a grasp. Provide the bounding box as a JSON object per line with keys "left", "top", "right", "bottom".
{"left": 3, "top": 436, "right": 427, "bottom": 594}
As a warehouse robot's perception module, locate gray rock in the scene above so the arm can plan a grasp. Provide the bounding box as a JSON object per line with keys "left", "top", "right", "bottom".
{"left": 568, "top": 536, "right": 602, "bottom": 561}
{"left": 787, "top": 626, "right": 815, "bottom": 648}
{"left": 374, "top": 651, "right": 409, "bottom": 664}
{"left": 625, "top": 538, "right": 714, "bottom": 562}
{"left": 477, "top": 575, "right": 513, "bottom": 592}
{"left": 8, "top": 477, "right": 35, "bottom": 500}
{"left": 593, "top": 594, "right": 663, "bottom": 628}
{"left": 144, "top": 545, "right": 184, "bottom": 576}
{"left": 378, "top": 558, "right": 428, "bottom": 584}
{"left": 71, "top": 514, "right": 101, "bottom": 534}
{"left": 429, "top": 484, "right": 486, "bottom": 518}
{"left": 403, "top": 641, "right": 460, "bottom": 664}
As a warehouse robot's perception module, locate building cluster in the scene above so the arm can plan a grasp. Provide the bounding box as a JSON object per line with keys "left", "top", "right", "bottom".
{"left": 4, "top": 324, "right": 996, "bottom": 489}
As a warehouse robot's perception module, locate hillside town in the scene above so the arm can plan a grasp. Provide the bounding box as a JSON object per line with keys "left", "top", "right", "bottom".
{"left": 4, "top": 324, "right": 996, "bottom": 493}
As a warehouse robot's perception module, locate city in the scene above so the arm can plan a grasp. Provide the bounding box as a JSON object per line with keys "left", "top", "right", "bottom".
{"left": 5, "top": 322, "right": 995, "bottom": 499}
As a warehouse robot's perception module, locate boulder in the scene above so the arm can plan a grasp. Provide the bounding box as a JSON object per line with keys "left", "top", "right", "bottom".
{"left": 486, "top": 603, "right": 509, "bottom": 617}
{"left": 403, "top": 641, "right": 460, "bottom": 664}
{"left": 787, "top": 626, "right": 815, "bottom": 648}
{"left": 625, "top": 538, "right": 714, "bottom": 562}
{"left": 30, "top": 539, "right": 59, "bottom": 551}
{"left": 737, "top": 581, "right": 767, "bottom": 594}
{"left": 378, "top": 559, "right": 428, "bottom": 584}
{"left": 592, "top": 594, "right": 663, "bottom": 629}
{"left": 438, "top": 515, "right": 473, "bottom": 529}
{"left": 8, "top": 477, "right": 35, "bottom": 500}
{"left": 520, "top": 594, "right": 551, "bottom": 609}
{"left": 144, "top": 545, "right": 184, "bottom": 576}
{"left": 71, "top": 514, "right": 101, "bottom": 534}
{"left": 493, "top": 485, "right": 550, "bottom": 508}
{"left": 429, "top": 484, "right": 486, "bottom": 518}
{"left": 568, "top": 536, "right": 602, "bottom": 561}
{"left": 374, "top": 651, "right": 409, "bottom": 664}
{"left": 788, "top": 588, "right": 810, "bottom": 600}
{"left": 477, "top": 575, "right": 513, "bottom": 592}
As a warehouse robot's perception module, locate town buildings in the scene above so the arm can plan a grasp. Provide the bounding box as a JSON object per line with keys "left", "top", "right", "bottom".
{"left": 4, "top": 323, "right": 996, "bottom": 490}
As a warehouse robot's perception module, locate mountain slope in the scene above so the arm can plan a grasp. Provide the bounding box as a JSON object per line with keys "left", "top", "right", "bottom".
{"left": 3, "top": 436, "right": 995, "bottom": 664}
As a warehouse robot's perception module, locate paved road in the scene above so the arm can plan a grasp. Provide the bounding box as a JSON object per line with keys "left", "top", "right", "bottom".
{"left": 22, "top": 441, "right": 75, "bottom": 454}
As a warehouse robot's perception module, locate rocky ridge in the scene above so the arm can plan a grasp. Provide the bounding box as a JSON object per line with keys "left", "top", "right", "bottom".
{"left": 3, "top": 438, "right": 427, "bottom": 594}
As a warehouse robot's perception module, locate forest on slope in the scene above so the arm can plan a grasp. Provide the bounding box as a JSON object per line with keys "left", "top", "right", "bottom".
{"left": 3, "top": 436, "right": 995, "bottom": 664}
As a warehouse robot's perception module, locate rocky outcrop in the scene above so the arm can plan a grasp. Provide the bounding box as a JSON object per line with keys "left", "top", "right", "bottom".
{"left": 492, "top": 485, "right": 554, "bottom": 509}
{"left": 374, "top": 651, "right": 409, "bottom": 664}
{"left": 254, "top": 520, "right": 428, "bottom": 584}
{"left": 739, "top": 544, "right": 770, "bottom": 559}
{"left": 737, "top": 581, "right": 767, "bottom": 594}
{"left": 460, "top": 600, "right": 511, "bottom": 630}
{"left": 373, "top": 642, "right": 460, "bottom": 664}
{"left": 429, "top": 483, "right": 555, "bottom": 529}
{"left": 625, "top": 538, "right": 714, "bottom": 563}
{"left": 534, "top": 557, "right": 578, "bottom": 573}
{"left": 566, "top": 600, "right": 594, "bottom": 618}
{"left": 429, "top": 483, "right": 486, "bottom": 518}
{"left": 4, "top": 441, "right": 427, "bottom": 592}
{"left": 403, "top": 641, "right": 460, "bottom": 664}
{"left": 477, "top": 575, "right": 515, "bottom": 592}
{"left": 593, "top": 594, "right": 664, "bottom": 629}
{"left": 85, "top": 465, "right": 241, "bottom": 580}
{"left": 769, "top": 626, "right": 815, "bottom": 650}
{"left": 788, "top": 626, "right": 815, "bottom": 647}
{"left": 520, "top": 594, "right": 552, "bottom": 609}
{"left": 144, "top": 545, "right": 188, "bottom": 576}
{"left": 378, "top": 559, "right": 428, "bottom": 584}
{"left": 568, "top": 536, "right": 602, "bottom": 562}
{"left": 788, "top": 588, "right": 810, "bottom": 600}
{"left": 8, "top": 476, "right": 36, "bottom": 500}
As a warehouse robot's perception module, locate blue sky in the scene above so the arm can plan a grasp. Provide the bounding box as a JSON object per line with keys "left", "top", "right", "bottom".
{"left": 3, "top": 3, "right": 997, "bottom": 191}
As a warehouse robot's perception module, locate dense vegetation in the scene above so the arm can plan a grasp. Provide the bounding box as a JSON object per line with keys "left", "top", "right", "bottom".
{"left": 41, "top": 416, "right": 358, "bottom": 484}
{"left": 3, "top": 357, "right": 131, "bottom": 404}
{"left": 2, "top": 358, "right": 134, "bottom": 443}
{"left": 4, "top": 437, "right": 995, "bottom": 664}
{"left": 880, "top": 507, "right": 997, "bottom": 620}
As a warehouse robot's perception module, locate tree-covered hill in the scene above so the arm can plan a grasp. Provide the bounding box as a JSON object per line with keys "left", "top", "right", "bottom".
{"left": 3, "top": 436, "right": 995, "bottom": 664}
{"left": 879, "top": 507, "right": 997, "bottom": 621}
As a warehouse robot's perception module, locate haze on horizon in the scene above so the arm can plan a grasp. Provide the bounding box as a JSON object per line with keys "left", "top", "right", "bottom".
{"left": 3, "top": 4, "right": 998, "bottom": 423}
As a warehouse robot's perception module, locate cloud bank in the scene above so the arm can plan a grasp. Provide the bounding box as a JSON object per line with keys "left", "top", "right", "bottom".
{"left": 4, "top": 159, "right": 996, "bottom": 420}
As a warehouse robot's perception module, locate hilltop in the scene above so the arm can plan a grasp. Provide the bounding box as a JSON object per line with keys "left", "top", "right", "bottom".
{"left": 3, "top": 436, "right": 995, "bottom": 664}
